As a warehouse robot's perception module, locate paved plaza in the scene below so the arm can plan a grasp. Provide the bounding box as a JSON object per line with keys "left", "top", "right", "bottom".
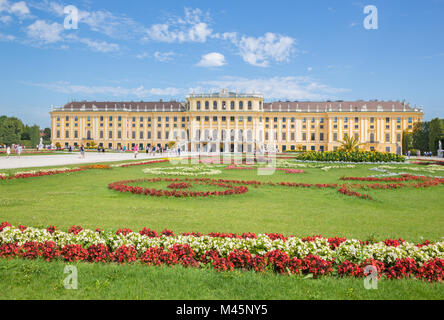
{"left": 0, "top": 151, "right": 194, "bottom": 169}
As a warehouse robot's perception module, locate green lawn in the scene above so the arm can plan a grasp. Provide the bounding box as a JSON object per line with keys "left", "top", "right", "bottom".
{"left": 0, "top": 258, "right": 442, "bottom": 300}
{"left": 0, "top": 159, "right": 443, "bottom": 299}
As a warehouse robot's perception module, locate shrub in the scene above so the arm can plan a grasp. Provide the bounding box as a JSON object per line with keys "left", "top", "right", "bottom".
{"left": 296, "top": 150, "right": 405, "bottom": 163}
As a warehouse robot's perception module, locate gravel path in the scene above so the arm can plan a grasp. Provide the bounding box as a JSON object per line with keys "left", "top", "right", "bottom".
{"left": 0, "top": 152, "right": 196, "bottom": 169}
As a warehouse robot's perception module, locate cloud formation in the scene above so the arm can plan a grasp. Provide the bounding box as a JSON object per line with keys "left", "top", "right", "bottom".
{"left": 196, "top": 52, "right": 226, "bottom": 67}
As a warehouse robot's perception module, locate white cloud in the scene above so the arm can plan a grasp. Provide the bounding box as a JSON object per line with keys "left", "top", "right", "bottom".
{"left": 144, "top": 8, "right": 212, "bottom": 43}
{"left": 232, "top": 32, "right": 296, "bottom": 67}
{"left": 76, "top": 37, "right": 120, "bottom": 53}
{"left": 34, "top": 1, "right": 141, "bottom": 39}
{"left": 26, "top": 81, "right": 184, "bottom": 98}
{"left": 154, "top": 51, "right": 174, "bottom": 62}
{"left": 0, "top": 0, "right": 30, "bottom": 20}
{"left": 0, "top": 15, "right": 12, "bottom": 23}
{"left": 200, "top": 76, "right": 349, "bottom": 100}
{"left": 10, "top": 1, "right": 29, "bottom": 16}
{"left": 0, "top": 32, "right": 15, "bottom": 41}
{"left": 136, "top": 52, "right": 149, "bottom": 59}
{"left": 196, "top": 52, "right": 226, "bottom": 67}
{"left": 26, "top": 20, "right": 64, "bottom": 44}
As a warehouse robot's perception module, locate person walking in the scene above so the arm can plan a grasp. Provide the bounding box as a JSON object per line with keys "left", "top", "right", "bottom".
{"left": 17, "top": 145, "right": 22, "bottom": 158}
{"left": 6, "top": 145, "right": 11, "bottom": 158}
{"left": 80, "top": 145, "right": 85, "bottom": 159}
{"left": 134, "top": 145, "right": 138, "bottom": 159}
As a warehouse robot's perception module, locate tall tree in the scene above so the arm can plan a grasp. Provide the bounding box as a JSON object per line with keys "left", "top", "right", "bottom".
{"left": 29, "top": 125, "right": 41, "bottom": 147}
{"left": 412, "top": 121, "right": 430, "bottom": 152}
{"left": 0, "top": 117, "right": 23, "bottom": 145}
{"left": 43, "top": 128, "right": 51, "bottom": 140}
{"left": 402, "top": 130, "right": 413, "bottom": 153}
{"left": 429, "top": 118, "right": 444, "bottom": 155}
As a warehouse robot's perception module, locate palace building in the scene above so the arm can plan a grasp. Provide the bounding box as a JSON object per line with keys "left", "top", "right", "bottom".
{"left": 50, "top": 89, "right": 423, "bottom": 153}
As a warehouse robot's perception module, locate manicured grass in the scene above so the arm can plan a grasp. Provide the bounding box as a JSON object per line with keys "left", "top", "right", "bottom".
{"left": 0, "top": 258, "right": 442, "bottom": 300}
{"left": 0, "top": 159, "right": 443, "bottom": 299}
{"left": 0, "top": 161, "right": 443, "bottom": 242}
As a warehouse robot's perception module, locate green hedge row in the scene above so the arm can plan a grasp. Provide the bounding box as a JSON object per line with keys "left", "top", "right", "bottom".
{"left": 295, "top": 151, "right": 405, "bottom": 163}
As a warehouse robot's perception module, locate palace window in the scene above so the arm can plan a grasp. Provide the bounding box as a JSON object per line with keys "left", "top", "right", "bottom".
{"left": 386, "top": 133, "right": 390, "bottom": 142}
{"left": 213, "top": 101, "right": 217, "bottom": 110}
{"left": 230, "top": 101, "right": 235, "bottom": 110}
{"left": 197, "top": 101, "right": 201, "bottom": 110}
{"left": 109, "top": 131, "right": 113, "bottom": 139}
{"left": 239, "top": 101, "right": 243, "bottom": 110}
{"left": 205, "top": 101, "right": 209, "bottom": 110}
{"left": 248, "top": 101, "right": 252, "bottom": 110}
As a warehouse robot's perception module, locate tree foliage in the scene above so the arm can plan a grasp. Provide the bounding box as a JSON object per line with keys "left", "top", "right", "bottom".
{"left": 0, "top": 116, "right": 23, "bottom": 146}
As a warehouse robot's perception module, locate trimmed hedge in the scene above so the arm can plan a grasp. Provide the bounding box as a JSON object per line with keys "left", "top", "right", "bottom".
{"left": 295, "top": 151, "right": 405, "bottom": 163}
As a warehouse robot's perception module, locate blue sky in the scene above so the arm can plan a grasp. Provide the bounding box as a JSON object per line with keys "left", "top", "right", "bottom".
{"left": 0, "top": 0, "right": 443, "bottom": 127}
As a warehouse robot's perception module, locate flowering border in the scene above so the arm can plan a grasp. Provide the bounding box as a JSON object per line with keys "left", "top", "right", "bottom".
{"left": 0, "top": 223, "right": 442, "bottom": 282}
{"left": 110, "top": 159, "right": 169, "bottom": 168}
{"left": 108, "top": 177, "right": 248, "bottom": 197}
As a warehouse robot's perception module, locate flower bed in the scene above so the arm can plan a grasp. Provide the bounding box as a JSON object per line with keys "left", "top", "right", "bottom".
{"left": 108, "top": 174, "right": 444, "bottom": 200}
{"left": 0, "top": 223, "right": 442, "bottom": 282}
{"left": 1, "top": 168, "right": 85, "bottom": 180}
{"left": 142, "top": 165, "right": 222, "bottom": 176}
{"left": 296, "top": 151, "right": 405, "bottom": 163}
{"left": 108, "top": 177, "right": 248, "bottom": 198}
{"left": 79, "top": 164, "right": 112, "bottom": 170}
{"left": 110, "top": 159, "right": 169, "bottom": 168}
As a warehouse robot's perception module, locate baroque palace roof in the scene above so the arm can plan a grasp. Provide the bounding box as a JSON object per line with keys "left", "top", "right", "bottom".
{"left": 53, "top": 99, "right": 422, "bottom": 113}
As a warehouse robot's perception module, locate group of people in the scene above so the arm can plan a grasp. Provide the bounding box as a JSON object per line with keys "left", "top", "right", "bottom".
{"left": 1, "top": 144, "right": 23, "bottom": 158}
{"left": 410, "top": 150, "right": 435, "bottom": 158}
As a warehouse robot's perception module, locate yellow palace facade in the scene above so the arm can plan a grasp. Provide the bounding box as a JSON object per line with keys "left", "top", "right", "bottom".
{"left": 50, "top": 89, "right": 423, "bottom": 153}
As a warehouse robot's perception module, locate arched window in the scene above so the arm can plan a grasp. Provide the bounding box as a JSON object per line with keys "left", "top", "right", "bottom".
{"left": 204, "top": 129, "right": 210, "bottom": 141}
{"left": 230, "top": 129, "right": 235, "bottom": 142}
{"left": 230, "top": 101, "right": 235, "bottom": 110}
{"left": 248, "top": 101, "right": 252, "bottom": 110}
{"left": 213, "top": 129, "right": 218, "bottom": 140}
{"left": 222, "top": 101, "right": 226, "bottom": 110}
{"left": 247, "top": 130, "right": 253, "bottom": 142}
{"left": 239, "top": 101, "right": 244, "bottom": 110}
{"left": 221, "top": 130, "right": 227, "bottom": 142}
{"left": 238, "top": 129, "right": 243, "bottom": 142}
{"left": 205, "top": 101, "right": 209, "bottom": 110}
{"left": 196, "top": 101, "right": 201, "bottom": 110}
{"left": 213, "top": 101, "right": 217, "bottom": 110}
{"left": 370, "top": 133, "right": 375, "bottom": 143}
{"left": 195, "top": 129, "right": 201, "bottom": 141}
